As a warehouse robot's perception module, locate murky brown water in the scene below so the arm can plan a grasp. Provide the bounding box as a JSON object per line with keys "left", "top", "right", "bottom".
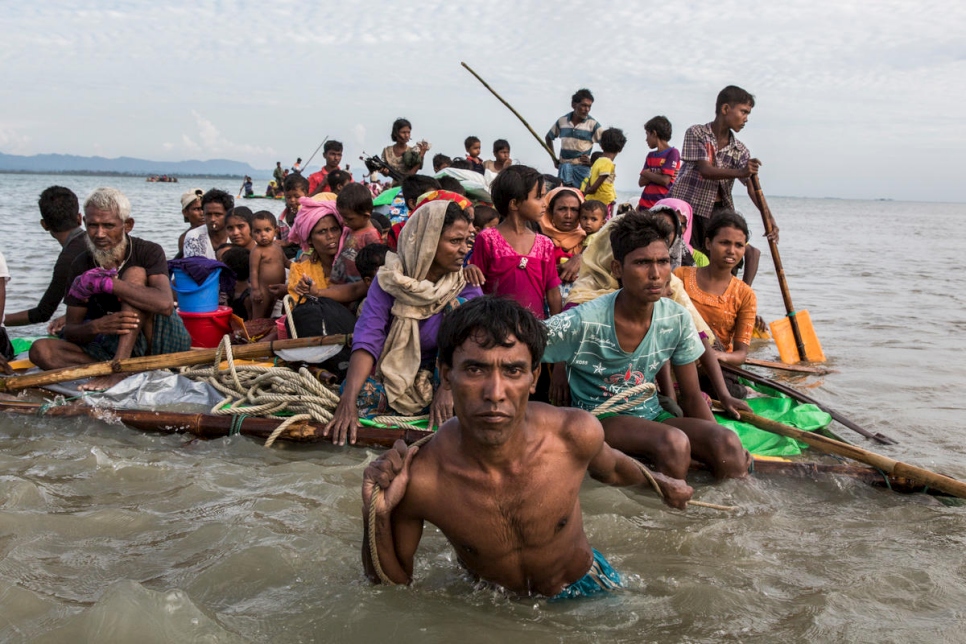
{"left": 1, "top": 175, "right": 964, "bottom": 642}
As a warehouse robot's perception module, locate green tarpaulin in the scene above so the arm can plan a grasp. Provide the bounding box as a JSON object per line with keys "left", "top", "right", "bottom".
{"left": 715, "top": 391, "right": 832, "bottom": 457}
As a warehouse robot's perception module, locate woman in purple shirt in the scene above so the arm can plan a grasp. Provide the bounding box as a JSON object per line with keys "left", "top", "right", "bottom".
{"left": 326, "top": 199, "right": 482, "bottom": 445}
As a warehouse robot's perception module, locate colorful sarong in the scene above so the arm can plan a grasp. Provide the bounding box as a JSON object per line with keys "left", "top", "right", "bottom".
{"left": 82, "top": 310, "right": 191, "bottom": 362}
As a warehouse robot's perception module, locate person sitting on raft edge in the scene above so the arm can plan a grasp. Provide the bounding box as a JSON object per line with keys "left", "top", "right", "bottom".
{"left": 362, "top": 295, "right": 693, "bottom": 598}
{"left": 29, "top": 187, "right": 191, "bottom": 392}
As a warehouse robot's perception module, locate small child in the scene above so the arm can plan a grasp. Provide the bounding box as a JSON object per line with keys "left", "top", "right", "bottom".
{"left": 578, "top": 200, "right": 607, "bottom": 247}
{"left": 280, "top": 173, "right": 309, "bottom": 259}
{"left": 638, "top": 116, "right": 681, "bottom": 211}
{"left": 437, "top": 176, "right": 466, "bottom": 195}
{"left": 221, "top": 246, "right": 253, "bottom": 320}
{"left": 432, "top": 154, "right": 452, "bottom": 173}
{"left": 464, "top": 136, "right": 485, "bottom": 174}
{"left": 483, "top": 139, "right": 512, "bottom": 174}
{"left": 326, "top": 169, "right": 352, "bottom": 194}
{"left": 249, "top": 211, "right": 287, "bottom": 319}
{"left": 583, "top": 128, "right": 626, "bottom": 217}
{"left": 355, "top": 243, "right": 389, "bottom": 289}
{"left": 473, "top": 205, "right": 500, "bottom": 232}
{"left": 469, "top": 165, "right": 561, "bottom": 320}
{"left": 331, "top": 183, "right": 382, "bottom": 285}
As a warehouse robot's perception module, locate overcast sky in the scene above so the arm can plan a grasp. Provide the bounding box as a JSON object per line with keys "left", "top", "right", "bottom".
{"left": 0, "top": 1, "right": 962, "bottom": 201}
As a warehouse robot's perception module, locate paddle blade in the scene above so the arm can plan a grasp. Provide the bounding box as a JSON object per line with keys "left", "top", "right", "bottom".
{"left": 769, "top": 310, "right": 826, "bottom": 364}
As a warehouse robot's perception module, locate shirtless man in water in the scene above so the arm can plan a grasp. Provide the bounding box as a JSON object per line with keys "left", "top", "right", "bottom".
{"left": 29, "top": 187, "right": 191, "bottom": 391}
{"left": 362, "top": 296, "right": 693, "bottom": 599}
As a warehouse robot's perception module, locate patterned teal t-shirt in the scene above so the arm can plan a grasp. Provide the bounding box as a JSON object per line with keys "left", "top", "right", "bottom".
{"left": 543, "top": 291, "right": 704, "bottom": 420}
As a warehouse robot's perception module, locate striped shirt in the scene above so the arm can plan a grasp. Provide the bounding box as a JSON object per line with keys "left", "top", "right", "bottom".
{"left": 669, "top": 123, "right": 750, "bottom": 221}
{"left": 547, "top": 112, "right": 603, "bottom": 163}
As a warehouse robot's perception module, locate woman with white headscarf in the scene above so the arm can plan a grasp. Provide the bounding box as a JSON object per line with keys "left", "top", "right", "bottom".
{"left": 326, "top": 199, "right": 482, "bottom": 445}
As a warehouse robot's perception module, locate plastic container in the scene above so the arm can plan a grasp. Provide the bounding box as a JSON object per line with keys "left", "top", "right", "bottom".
{"left": 171, "top": 268, "right": 220, "bottom": 313}
{"left": 178, "top": 305, "right": 233, "bottom": 348}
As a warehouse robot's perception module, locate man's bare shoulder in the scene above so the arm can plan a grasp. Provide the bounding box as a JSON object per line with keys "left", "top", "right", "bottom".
{"left": 527, "top": 402, "right": 606, "bottom": 462}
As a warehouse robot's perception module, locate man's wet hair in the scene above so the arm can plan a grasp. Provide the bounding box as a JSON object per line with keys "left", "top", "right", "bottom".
{"left": 437, "top": 176, "right": 466, "bottom": 195}
{"left": 492, "top": 139, "right": 510, "bottom": 154}
{"left": 202, "top": 188, "right": 234, "bottom": 213}
{"left": 283, "top": 173, "right": 310, "bottom": 194}
{"left": 323, "top": 140, "right": 343, "bottom": 154}
{"left": 490, "top": 164, "right": 543, "bottom": 217}
{"left": 610, "top": 211, "right": 673, "bottom": 264}
{"left": 600, "top": 128, "right": 627, "bottom": 154}
{"left": 221, "top": 246, "right": 251, "bottom": 281}
{"left": 716, "top": 85, "right": 756, "bottom": 114}
{"left": 336, "top": 183, "right": 374, "bottom": 215}
{"left": 705, "top": 209, "right": 749, "bottom": 245}
{"left": 38, "top": 186, "right": 79, "bottom": 232}
{"left": 572, "top": 88, "right": 594, "bottom": 105}
{"left": 401, "top": 175, "right": 441, "bottom": 207}
{"left": 438, "top": 296, "right": 547, "bottom": 371}
{"left": 644, "top": 115, "right": 672, "bottom": 141}
{"left": 355, "top": 243, "right": 389, "bottom": 281}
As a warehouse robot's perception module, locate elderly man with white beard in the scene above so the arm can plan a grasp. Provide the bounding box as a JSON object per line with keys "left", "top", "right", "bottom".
{"left": 29, "top": 187, "right": 191, "bottom": 391}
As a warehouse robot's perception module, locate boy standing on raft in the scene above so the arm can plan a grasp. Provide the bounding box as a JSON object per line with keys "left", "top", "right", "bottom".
{"left": 362, "top": 296, "right": 693, "bottom": 598}
{"left": 669, "top": 85, "right": 778, "bottom": 284}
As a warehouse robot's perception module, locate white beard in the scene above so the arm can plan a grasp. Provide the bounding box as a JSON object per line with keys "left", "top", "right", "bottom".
{"left": 86, "top": 235, "right": 128, "bottom": 269}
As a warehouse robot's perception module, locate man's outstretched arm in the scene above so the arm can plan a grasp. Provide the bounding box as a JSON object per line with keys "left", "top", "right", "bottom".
{"left": 362, "top": 440, "right": 424, "bottom": 584}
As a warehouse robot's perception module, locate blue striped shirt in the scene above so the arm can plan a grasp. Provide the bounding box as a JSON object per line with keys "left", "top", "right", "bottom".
{"left": 547, "top": 113, "right": 603, "bottom": 162}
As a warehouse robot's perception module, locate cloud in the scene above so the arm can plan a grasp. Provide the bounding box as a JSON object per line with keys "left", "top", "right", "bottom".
{"left": 0, "top": 124, "right": 31, "bottom": 154}
{"left": 178, "top": 111, "right": 275, "bottom": 161}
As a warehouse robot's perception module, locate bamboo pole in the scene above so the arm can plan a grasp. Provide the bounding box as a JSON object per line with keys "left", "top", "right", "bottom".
{"left": 744, "top": 357, "right": 835, "bottom": 375}
{"left": 460, "top": 62, "right": 559, "bottom": 166}
{"left": 737, "top": 410, "right": 966, "bottom": 499}
{"left": 0, "top": 334, "right": 350, "bottom": 393}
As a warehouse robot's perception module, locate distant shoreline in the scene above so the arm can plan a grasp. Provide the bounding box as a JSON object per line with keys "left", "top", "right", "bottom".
{"left": 0, "top": 170, "right": 247, "bottom": 179}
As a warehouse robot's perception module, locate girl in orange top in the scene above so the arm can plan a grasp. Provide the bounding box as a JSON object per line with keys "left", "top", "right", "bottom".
{"left": 673, "top": 210, "right": 756, "bottom": 367}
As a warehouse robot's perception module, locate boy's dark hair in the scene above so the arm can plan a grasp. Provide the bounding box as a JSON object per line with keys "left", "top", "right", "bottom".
{"left": 336, "top": 182, "right": 374, "bottom": 215}
{"left": 490, "top": 164, "right": 543, "bottom": 217}
{"left": 222, "top": 246, "right": 251, "bottom": 281}
{"left": 391, "top": 118, "right": 412, "bottom": 143}
{"left": 449, "top": 157, "right": 472, "bottom": 170}
{"left": 283, "top": 173, "right": 310, "bottom": 194}
{"left": 492, "top": 139, "right": 510, "bottom": 154}
{"left": 464, "top": 136, "right": 480, "bottom": 151}
{"left": 438, "top": 296, "right": 547, "bottom": 371}
{"left": 371, "top": 212, "right": 391, "bottom": 232}
{"left": 589, "top": 151, "right": 604, "bottom": 164}
{"left": 370, "top": 219, "right": 383, "bottom": 235}
{"left": 610, "top": 211, "right": 673, "bottom": 264}
{"left": 600, "top": 128, "right": 627, "bottom": 154}
{"left": 644, "top": 116, "right": 672, "bottom": 142}
{"left": 355, "top": 243, "right": 389, "bottom": 281}
{"left": 227, "top": 206, "right": 253, "bottom": 225}
{"left": 432, "top": 154, "right": 452, "bottom": 172}
{"left": 202, "top": 188, "right": 234, "bottom": 213}
{"left": 252, "top": 210, "right": 277, "bottom": 228}
{"left": 572, "top": 88, "right": 594, "bottom": 105}
{"left": 716, "top": 85, "right": 756, "bottom": 114}
{"left": 401, "top": 175, "right": 441, "bottom": 208}
{"left": 38, "top": 186, "right": 79, "bottom": 232}
{"left": 704, "top": 209, "right": 749, "bottom": 245}
{"left": 326, "top": 170, "right": 351, "bottom": 191}
{"left": 438, "top": 176, "right": 466, "bottom": 195}
{"left": 442, "top": 201, "right": 472, "bottom": 229}
{"left": 473, "top": 205, "right": 500, "bottom": 229}
{"left": 323, "top": 140, "right": 343, "bottom": 154}
{"left": 580, "top": 200, "right": 607, "bottom": 216}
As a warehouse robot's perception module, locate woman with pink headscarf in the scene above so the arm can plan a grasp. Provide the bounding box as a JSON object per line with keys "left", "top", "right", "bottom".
{"left": 648, "top": 198, "right": 694, "bottom": 270}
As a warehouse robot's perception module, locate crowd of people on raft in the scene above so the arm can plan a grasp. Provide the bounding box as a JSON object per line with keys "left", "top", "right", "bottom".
{"left": 0, "top": 83, "right": 784, "bottom": 599}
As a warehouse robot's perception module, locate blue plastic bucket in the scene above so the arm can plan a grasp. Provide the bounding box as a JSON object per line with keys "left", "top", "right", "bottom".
{"left": 172, "top": 268, "right": 220, "bottom": 313}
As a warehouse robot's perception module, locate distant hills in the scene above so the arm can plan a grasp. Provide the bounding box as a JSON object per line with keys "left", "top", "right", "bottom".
{"left": 0, "top": 152, "right": 261, "bottom": 177}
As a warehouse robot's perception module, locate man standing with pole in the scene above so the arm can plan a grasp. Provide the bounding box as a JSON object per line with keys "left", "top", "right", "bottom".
{"left": 545, "top": 89, "right": 604, "bottom": 189}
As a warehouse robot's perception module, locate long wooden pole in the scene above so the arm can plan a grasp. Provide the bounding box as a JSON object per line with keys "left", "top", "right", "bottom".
{"left": 302, "top": 136, "right": 329, "bottom": 171}
{"left": 722, "top": 363, "right": 897, "bottom": 445}
{"left": 460, "top": 62, "right": 559, "bottom": 166}
{"left": 0, "top": 334, "right": 350, "bottom": 392}
{"left": 737, "top": 410, "right": 966, "bottom": 499}
{"left": 749, "top": 174, "right": 807, "bottom": 361}
{"left": 744, "top": 357, "right": 834, "bottom": 375}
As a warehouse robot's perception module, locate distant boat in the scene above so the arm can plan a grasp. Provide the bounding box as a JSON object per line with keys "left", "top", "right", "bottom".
{"left": 146, "top": 175, "right": 178, "bottom": 183}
